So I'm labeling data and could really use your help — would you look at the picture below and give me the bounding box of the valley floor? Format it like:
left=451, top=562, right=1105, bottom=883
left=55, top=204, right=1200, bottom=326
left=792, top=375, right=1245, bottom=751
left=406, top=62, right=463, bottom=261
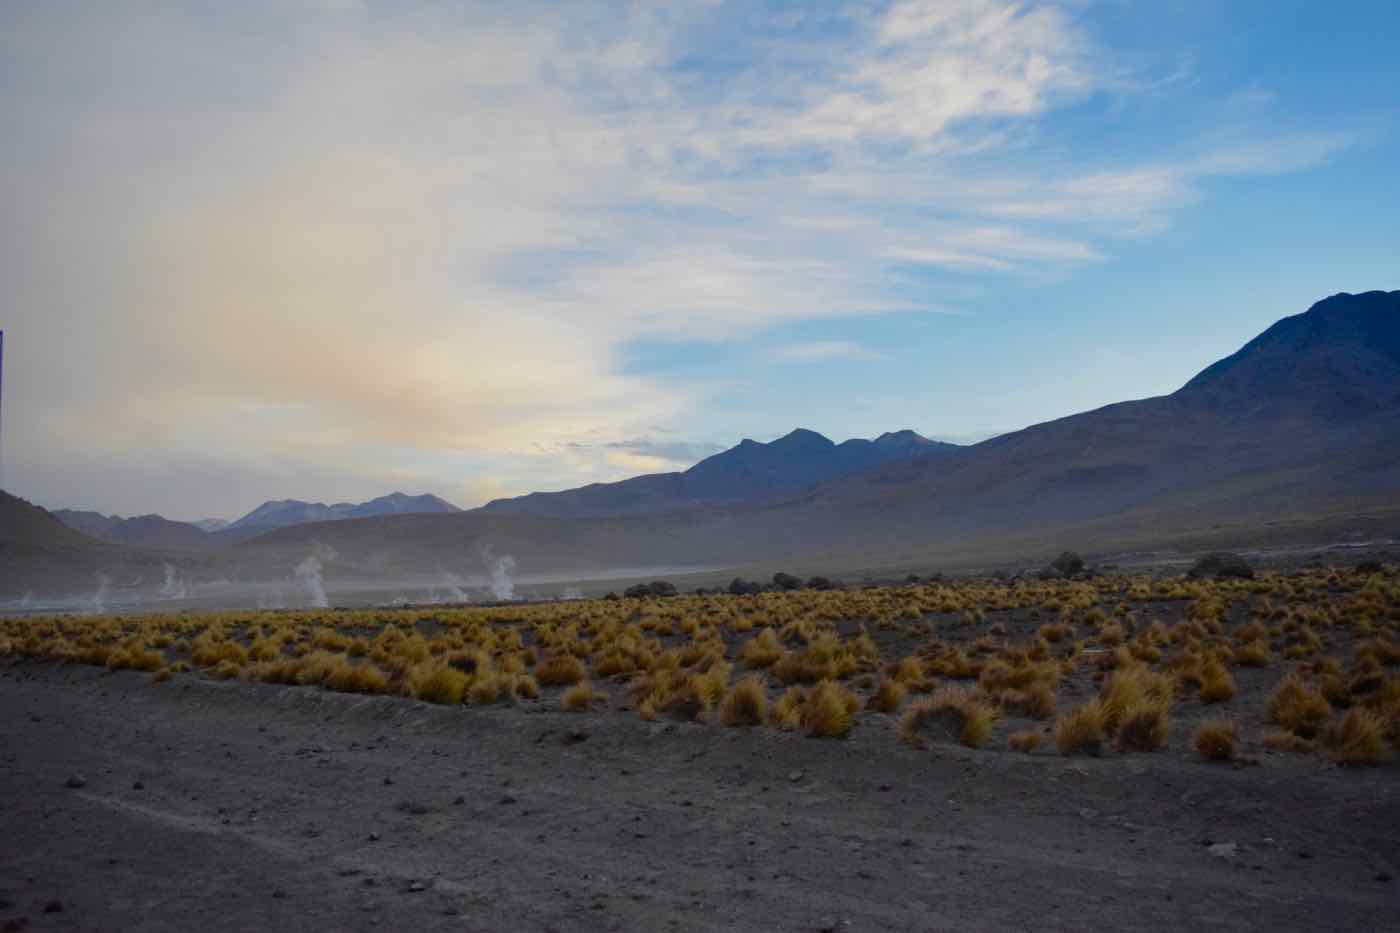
left=2, top=662, right=1397, bottom=932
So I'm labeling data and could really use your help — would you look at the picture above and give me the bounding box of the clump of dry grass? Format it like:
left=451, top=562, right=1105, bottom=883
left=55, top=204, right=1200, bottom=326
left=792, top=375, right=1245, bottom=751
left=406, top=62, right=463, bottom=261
left=1267, top=674, right=1331, bottom=738
left=536, top=654, right=587, bottom=687
left=1192, top=719, right=1238, bottom=761
left=1099, top=666, right=1174, bottom=732
left=899, top=687, right=996, bottom=749
left=1197, top=659, right=1238, bottom=703
left=1115, top=699, right=1171, bottom=752
left=769, top=686, right=805, bottom=731
left=106, top=644, right=164, bottom=673
left=719, top=675, right=769, bottom=726
left=1262, top=730, right=1315, bottom=754
left=740, top=628, right=784, bottom=669
left=800, top=680, right=860, bottom=738
left=866, top=677, right=907, bottom=713
left=324, top=659, right=390, bottom=694
left=561, top=680, right=606, bottom=711
left=1232, top=640, right=1271, bottom=668
left=1008, top=730, right=1041, bottom=753
left=1054, top=700, right=1105, bottom=756
left=405, top=662, right=468, bottom=705
left=1324, top=708, right=1388, bottom=766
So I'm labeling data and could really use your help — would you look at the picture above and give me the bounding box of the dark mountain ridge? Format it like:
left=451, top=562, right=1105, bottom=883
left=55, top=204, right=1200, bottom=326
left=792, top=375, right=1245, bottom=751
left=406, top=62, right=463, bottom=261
left=479, top=428, right=958, bottom=517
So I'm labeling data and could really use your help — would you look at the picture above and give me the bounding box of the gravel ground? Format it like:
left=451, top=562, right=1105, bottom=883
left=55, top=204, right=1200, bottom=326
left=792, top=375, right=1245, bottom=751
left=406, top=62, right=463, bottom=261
left=1, top=660, right=1397, bottom=932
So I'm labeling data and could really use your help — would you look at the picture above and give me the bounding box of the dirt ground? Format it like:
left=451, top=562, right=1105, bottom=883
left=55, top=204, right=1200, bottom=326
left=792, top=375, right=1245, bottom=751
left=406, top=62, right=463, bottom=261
left=2, top=660, right=1397, bottom=932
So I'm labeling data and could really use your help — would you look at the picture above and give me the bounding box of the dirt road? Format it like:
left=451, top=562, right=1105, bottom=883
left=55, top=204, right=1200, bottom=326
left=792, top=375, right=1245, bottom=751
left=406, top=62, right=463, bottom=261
left=2, top=661, right=1396, bottom=931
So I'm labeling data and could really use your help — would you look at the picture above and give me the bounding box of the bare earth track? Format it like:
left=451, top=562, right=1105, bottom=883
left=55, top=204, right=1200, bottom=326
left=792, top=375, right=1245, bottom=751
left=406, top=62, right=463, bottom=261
left=2, top=661, right=1396, bottom=932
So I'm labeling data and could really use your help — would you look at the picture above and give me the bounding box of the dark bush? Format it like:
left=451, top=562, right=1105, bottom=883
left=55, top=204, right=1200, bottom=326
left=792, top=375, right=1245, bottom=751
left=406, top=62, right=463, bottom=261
left=728, top=577, right=763, bottom=596
left=1050, top=551, right=1085, bottom=578
left=772, top=572, right=803, bottom=591
left=1187, top=552, right=1255, bottom=580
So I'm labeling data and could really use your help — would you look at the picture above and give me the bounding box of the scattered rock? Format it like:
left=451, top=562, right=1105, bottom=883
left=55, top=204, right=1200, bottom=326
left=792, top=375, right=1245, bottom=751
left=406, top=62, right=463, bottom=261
left=405, top=881, right=426, bottom=893
left=452, top=795, right=465, bottom=806
left=1376, top=872, right=1393, bottom=882
left=562, top=727, right=589, bottom=745
left=395, top=800, right=430, bottom=816
left=382, top=776, right=395, bottom=786
left=788, top=770, right=804, bottom=783
left=271, top=889, right=286, bottom=899
left=500, top=794, right=518, bottom=805
left=131, top=780, right=144, bottom=790
left=1208, top=843, right=1239, bottom=859
left=368, top=832, right=380, bottom=842
left=63, top=775, right=86, bottom=789
left=42, top=900, right=62, bottom=914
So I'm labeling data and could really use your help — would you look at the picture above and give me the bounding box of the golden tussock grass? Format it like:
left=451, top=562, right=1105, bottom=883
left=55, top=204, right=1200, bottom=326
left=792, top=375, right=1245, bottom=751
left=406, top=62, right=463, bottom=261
left=1008, top=730, right=1041, bottom=753
left=106, top=645, right=165, bottom=673
left=1197, top=660, right=1237, bottom=703
left=718, top=675, right=769, bottom=726
left=1232, top=640, right=1271, bottom=668
left=405, top=662, right=468, bottom=705
left=561, top=680, right=606, bottom=711
left=1192, top=719, right=1238, bottom=761
left=1324, top=708, right=1387, bottom=766
left=1262, top=730, right=1315, bottom=753
left=900, top=687, right=995, bottom=749
left=536, top=654, right=587, bottom=686
left=1099, top=666, right=1174, bottom=732
left=800, top=680, right=859, bottom=738
left=866, top=677, right=906, bottom=713
left=1114, top=700, right=1171, bottom=752
left=1054, top=700, right=1105, bottom=756
left=741, top=628, right=784, bottom=668
left=769, top=686, right=805, bottom=731
left=1267, top=674, right=1331, bottom=738
left=324, top=658, right=390, bottom=694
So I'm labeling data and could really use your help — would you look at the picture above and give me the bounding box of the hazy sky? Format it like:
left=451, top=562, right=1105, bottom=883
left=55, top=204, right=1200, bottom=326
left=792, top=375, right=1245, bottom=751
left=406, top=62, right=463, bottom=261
left=3, top=0, right=1397, bottom=521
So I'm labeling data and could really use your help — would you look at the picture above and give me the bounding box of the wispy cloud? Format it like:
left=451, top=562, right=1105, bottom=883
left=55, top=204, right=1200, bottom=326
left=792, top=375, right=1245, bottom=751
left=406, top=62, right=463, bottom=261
left=769, top=341, right=887, bottom=363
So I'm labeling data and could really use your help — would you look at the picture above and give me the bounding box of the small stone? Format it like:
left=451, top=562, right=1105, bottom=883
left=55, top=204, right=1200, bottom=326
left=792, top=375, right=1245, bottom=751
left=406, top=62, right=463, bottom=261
left=406, top=881, right=426, bottom=893
left=1376, top=872, right=1393, bottom=882
left=368, top=832, right=380, bottom=842
left=132, top=781, right=144, bottom=790
left=788, top=770, right=804, bottom=783
left=563, top=727, right=589, bottom=745
left=453, top=795, right=465, bottom=805
left=1207, top=843, right=1238, bottom=859
left=500, top=794, right=518, bottom=805
left=818, top=916, right=838, bottom=932
left=64, top=775, right=86, bottom=789
left=878, top=783, right=892, bottom=792
left=382, top=776, right=394, bottom=785
left=271, top=889, right=286, bottom=899
left=43, top=900, right=63, bottom=914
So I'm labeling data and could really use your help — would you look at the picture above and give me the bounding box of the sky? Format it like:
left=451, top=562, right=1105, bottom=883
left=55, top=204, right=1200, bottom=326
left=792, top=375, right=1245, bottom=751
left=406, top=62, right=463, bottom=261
left=2, top=0, right=1397, bottom=522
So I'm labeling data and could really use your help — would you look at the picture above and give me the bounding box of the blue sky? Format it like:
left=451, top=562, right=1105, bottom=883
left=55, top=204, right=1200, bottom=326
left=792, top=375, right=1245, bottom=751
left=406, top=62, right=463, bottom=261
left=2, top=0, right=1397, bottom=520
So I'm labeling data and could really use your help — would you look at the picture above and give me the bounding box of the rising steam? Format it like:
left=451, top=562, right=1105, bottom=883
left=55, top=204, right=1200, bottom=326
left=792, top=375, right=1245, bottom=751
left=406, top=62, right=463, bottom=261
left=478, top=544, right=517, bottom=601
left=160, top=563, right=188, bottom=599
left=92, top=572, right=110, bottom=614
left=294, top=542, right=337, bottom=608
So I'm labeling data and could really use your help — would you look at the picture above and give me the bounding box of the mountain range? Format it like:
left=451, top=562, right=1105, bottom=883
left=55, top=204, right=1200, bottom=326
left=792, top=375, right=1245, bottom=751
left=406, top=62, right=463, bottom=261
left=5, top=290, right=1398, bottom=597
left=52, top=492, right=461, bottom=550
left=480, top=429, right=956, bottom=517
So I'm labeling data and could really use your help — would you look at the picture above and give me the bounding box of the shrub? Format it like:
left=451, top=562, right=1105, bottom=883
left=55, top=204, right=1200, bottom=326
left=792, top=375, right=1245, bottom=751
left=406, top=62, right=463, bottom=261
left=1268, top=674, right=1330, bottom=737
left=1193, top=719, right=1238, bottom=761
left=769, top=687, right=805, bottom=731
left=325, top=659, right=390, bottom=694
left=741, top=629, right=784, bottom=669
left=1100, top=666, right=1174, bottom=732
left=536, top=654, right=587, bottom=686
left=405, top=662, right=468, bottom=705
left=800, top=681, right=859, bottom=738
left=719, top=675, right=769, bottom=726
left=1233, top=640, right=1271, bottom=668
left=561, top=681, right=605, bottom=711
left=1198, top=660, right=1238, bottom=703
left=1324, top=708, right=1387, bottom=766
left=1262, top=730, right=1315, bottom=754
left=866, top=678, right=906, bottom=714
left=900, top=687, right=995, bottom=749
left=1115, top=700, right=1171, bottom=752
left=1055, top=700, right=1105, bottom=756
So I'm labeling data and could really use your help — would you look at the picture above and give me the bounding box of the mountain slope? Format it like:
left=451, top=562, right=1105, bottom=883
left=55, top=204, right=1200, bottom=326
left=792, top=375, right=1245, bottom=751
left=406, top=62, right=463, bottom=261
left=54, top=510, right=212, bottom=549
left=227, top=492, right=460, bottom=533
left=479, top=428, right=958, bottom=517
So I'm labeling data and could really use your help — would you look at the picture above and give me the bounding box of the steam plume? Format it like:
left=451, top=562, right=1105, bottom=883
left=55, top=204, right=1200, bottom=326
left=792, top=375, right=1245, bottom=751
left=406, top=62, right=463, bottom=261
left=160, top=563, right=187, bottom=599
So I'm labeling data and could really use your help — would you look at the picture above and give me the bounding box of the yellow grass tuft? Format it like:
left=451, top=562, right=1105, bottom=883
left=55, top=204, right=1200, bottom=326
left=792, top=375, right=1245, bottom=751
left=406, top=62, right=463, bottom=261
left=1115, top=699, right=1171, bottom=752
left=899, top=687, right=995, bottom=749
left=769, top=687, right=805, bottom=730
left=718, top=675, right=769, bottom=726
left=536, top=654, right=587, bottom=686
left=800, top=680, right=859, bottom=738
left=1324, top=708, right=1387, bottom=766
left=1054, top=700, right=1105, bottom=756
left=1197, top=660, right=1238, bottom=703
left=740, top=628, right=784, bottom=669
left=405, top=662, right=468, bottom=705
left=1267, top=674, right=1330, bottom=737
left=866, top=677, right=907, bottom=713
left=1262, top=730, right=1315, bottom=754
left=1192, top=719, right=1239, bottom=761
left=561, top=680, right=606, bottom=711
